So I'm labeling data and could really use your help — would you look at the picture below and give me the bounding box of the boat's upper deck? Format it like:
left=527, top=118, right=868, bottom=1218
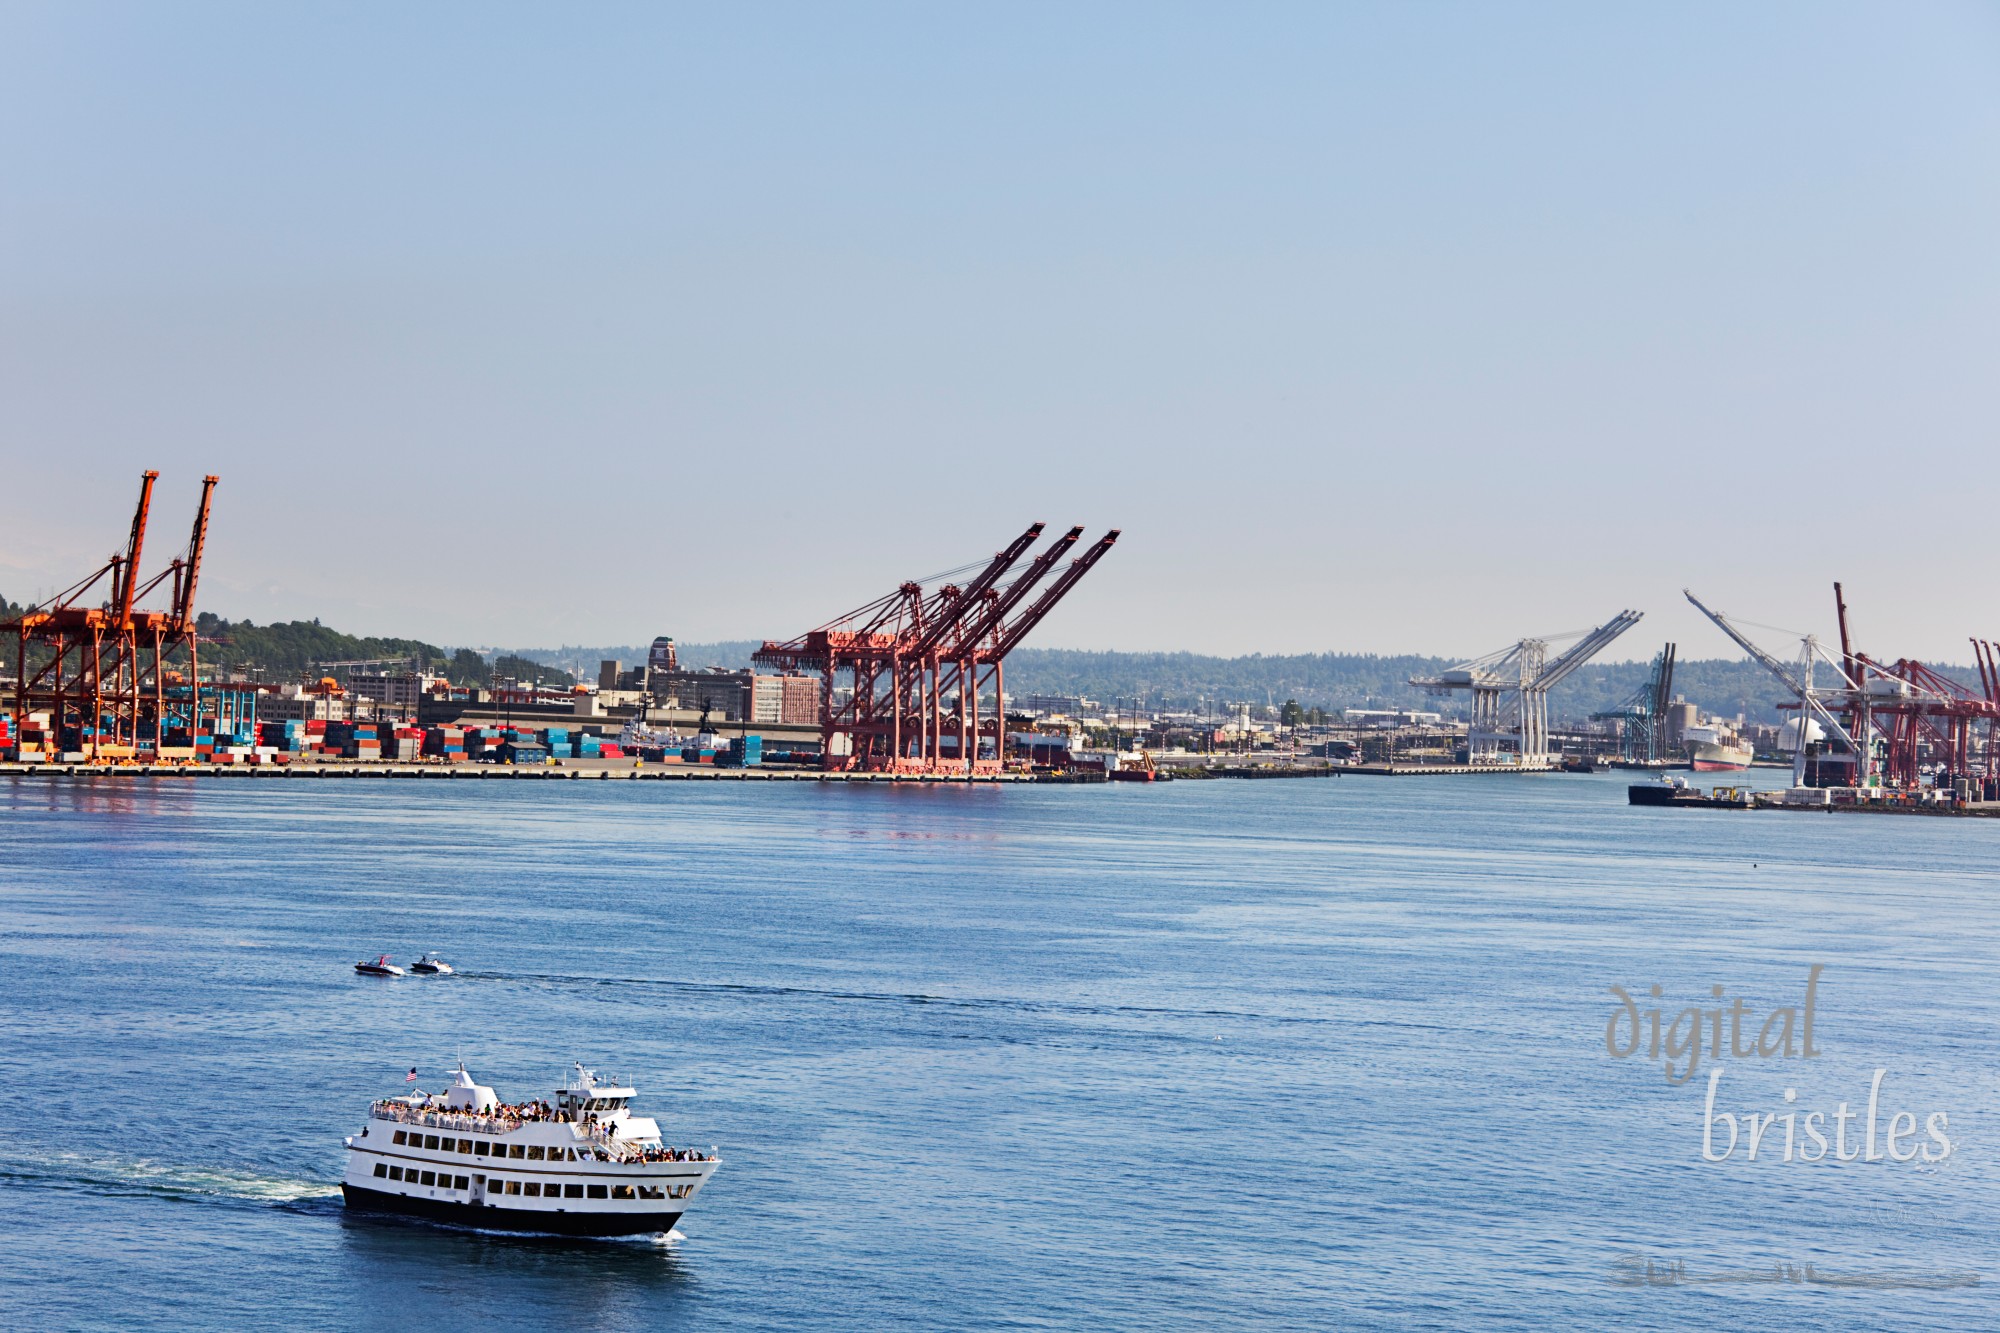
left=366, top=1063, right=715, bottom=1166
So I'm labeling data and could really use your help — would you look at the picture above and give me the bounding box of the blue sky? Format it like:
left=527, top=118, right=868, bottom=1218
left=3, top=3, right=1996, bottom=661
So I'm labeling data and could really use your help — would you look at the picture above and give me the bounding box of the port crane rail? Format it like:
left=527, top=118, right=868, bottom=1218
left=755, top=523, right=1119, bottom=774
left=1411, top=609, right=1643, bottom=767
left=4, top=472, right=217, bottom=755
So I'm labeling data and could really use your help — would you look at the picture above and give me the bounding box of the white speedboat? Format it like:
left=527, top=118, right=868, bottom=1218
left=342, top=1063, right=720, bottom=1236
left=410, top=953, right=454, bottom=975
left=355, top=955, right=404, bottom=978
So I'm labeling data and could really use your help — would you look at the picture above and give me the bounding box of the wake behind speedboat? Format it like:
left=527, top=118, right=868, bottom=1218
left=355, top=955, right=404, bottom=977
left=410, top=953, right=454, bottom=975
left=342, top=1063, right=721, bottom=1236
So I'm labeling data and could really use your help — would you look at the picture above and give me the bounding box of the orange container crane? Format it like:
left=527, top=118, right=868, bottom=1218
left=5, top=472, right=218, bottom=757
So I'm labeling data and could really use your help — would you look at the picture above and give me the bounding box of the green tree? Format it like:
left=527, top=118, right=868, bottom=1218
left=491, top=653, right=572, bottom=688
left=445, top=648, right=490, bottom=686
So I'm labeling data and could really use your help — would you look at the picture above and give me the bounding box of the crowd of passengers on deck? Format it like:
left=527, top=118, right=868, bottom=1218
left=371, top=1097, right=714, bottom=1162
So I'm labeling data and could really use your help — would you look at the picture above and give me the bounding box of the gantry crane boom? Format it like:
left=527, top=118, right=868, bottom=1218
left=941, top=525, right=1084, bottom=660
left=988, top=530, right=1120, bottom=660
left=174, top=476, right=218, bottom=630
left=115, top=471, right=158, bottom=627
left=1682, top=589, right=1859, bottom=755
left=1536, top=610, right=1644, bottom=691
left=904, top=522, right=1047, bottom=659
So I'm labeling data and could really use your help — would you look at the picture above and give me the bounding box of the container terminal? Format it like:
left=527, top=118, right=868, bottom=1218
left=4, top=472, right=1998, bottom=808
left=1, top=474, right=1113, bottom=783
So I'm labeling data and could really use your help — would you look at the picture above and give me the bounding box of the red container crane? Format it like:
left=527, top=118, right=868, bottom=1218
left=756, top=524, right=1119, bottom=775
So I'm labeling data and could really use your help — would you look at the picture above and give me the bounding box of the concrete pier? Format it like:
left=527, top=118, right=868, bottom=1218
left=0, top=762, right=1028, bottom=784
left=1341, top=762, right=1558, bottom=776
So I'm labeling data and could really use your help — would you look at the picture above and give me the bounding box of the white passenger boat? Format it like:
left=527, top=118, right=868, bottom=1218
left=342, top=1063, right=720, bottom=1236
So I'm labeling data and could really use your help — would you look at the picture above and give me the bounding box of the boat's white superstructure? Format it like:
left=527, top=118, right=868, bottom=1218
left=341, top=1063, right=718, bottom=1236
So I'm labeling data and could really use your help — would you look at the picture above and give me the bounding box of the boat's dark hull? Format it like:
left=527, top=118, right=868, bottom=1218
left=341, top=1183, right=681, bottom=1236
left=1628, top=784, right=1748, bottom=809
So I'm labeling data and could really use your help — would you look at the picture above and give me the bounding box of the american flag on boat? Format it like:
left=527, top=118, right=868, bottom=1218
left=406, top=1067, right=418, bottom=1082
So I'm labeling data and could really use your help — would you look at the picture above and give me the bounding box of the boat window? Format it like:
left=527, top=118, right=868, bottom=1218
left=612, top=1185, right=635, bottom=1200
left=526, top=1146, right=544, bottom=1161
left=454, top=1175, right=469, bottom=1190
left=505, top=1180, right=521, bottom=1195
left=419, top=1170, right=436, bottom=1186
left=473, top=1141, right=489, bottom=1156
left=423, top=1134, right=439, bottom=1151
left=457, top=1140, right=473, bottom=1154
left=392, top=1131, right=408, bottom=1146
left=389, top=1166, right=403, bottom=1181
left=563, top=1183, right=584, bottom=1199
left=373, top=1163, right=388, bottom=1178
left=586, top=1184, right=608, bottom=1199
left=509, top=1144, right=525, bottom=1159
left=523, top=1182, right=541, bottom=1197
left=638, top=1186, right=663, bottom=1200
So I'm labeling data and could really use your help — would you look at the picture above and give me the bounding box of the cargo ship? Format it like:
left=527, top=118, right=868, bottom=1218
left=1684, top=725, right=1753, bottom=772
left=342, top=1063, right=719, bottom=1236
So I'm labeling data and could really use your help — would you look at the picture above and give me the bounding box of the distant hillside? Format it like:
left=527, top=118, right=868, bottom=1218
left=520, top=641, right=764, bottom=677
left=992, top=649, right=1807, bottom=725
left=182, top=614, right=491, bottom=685
left=508, top=639, right=1834, bottom=725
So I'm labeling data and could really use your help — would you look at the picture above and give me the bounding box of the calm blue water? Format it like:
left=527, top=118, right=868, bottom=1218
left=2, top=771, right=1996, bottom=1330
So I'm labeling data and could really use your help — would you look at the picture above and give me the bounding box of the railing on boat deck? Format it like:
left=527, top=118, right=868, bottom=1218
left=367, top=1101, right=717, bottom=1164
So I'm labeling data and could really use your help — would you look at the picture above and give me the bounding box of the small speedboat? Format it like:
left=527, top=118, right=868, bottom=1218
left=409, top=953, right=454, bottom=975
left=355, top=954, right=404, bottom=977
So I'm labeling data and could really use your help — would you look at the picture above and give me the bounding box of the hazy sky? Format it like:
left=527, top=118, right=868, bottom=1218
left=4, top=3, right=1996, bottom=662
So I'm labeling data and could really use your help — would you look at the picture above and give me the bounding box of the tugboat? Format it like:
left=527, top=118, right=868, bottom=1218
left=354, top=955, right=404, bottom=977
left=341, top=1063, right=720, bottom=1236
left=1109, top=751, right=1158, bottom=783
left=409, top=953, right=454, bottom=975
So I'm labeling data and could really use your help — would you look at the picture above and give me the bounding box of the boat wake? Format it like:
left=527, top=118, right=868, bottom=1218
left=485, top=968, right=1338, bottom=1028
left=0, top=1149, right=339, bottom=1209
